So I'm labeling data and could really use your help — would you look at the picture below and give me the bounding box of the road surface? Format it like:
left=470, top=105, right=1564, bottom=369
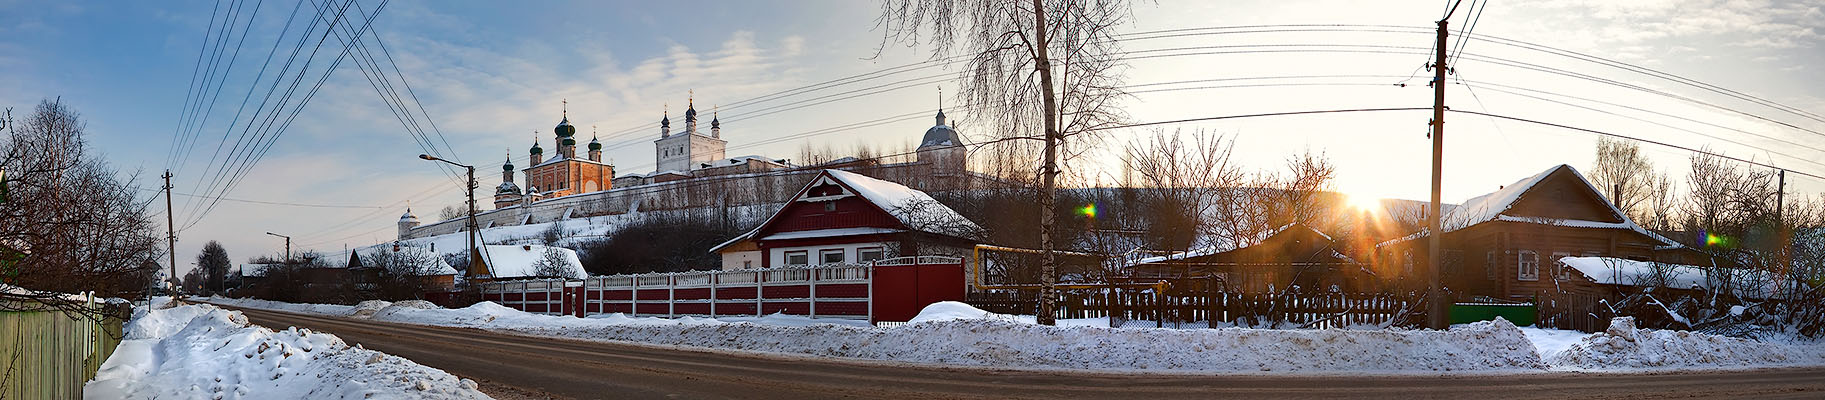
left=215, top=304, right=1825, bottom=399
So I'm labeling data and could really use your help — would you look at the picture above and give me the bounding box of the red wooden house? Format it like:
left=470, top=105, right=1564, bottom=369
left=710, top=169, right=982, bottom=270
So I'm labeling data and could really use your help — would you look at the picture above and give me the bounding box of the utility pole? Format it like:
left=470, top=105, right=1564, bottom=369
left=1426, top=19, right=1450, bottom=330
left=265, top=232, right=291, bottom=262
left=466, top=165, right=480, bottom=283
left=163, top=170, right=177, bottom=294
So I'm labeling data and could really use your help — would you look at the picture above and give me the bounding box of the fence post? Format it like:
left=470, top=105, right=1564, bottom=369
left=630, top=274, right=639, bottom=317
left=809, top=266, right=819, bottom=319
left=668, top=272, right=676, bottom=319
left=710, top=271, right=718, bottom=318
left=756, top=269, right=764, bottom=317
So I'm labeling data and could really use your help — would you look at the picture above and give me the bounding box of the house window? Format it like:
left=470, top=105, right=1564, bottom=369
left=1485, top=251, right=1497, bottom=280
left=784, top=251, right=808, bottom=266
left=1553, top=252, right=1572, bottom=280
left=742, top=260, right=752, bottom=269
left=857, top=247, right=885, bottom=263
left=1518, top=251, right=1539, bottom=281
left=819, top=249, right=845, bottom=264
left=823, top=202, right=837, bottom=212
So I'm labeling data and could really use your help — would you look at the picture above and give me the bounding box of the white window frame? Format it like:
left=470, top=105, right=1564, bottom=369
left=1553, top=251, right=1572, bottom=280
left=1517, top=250, right=1539, bottom=281
left=857, top=247, right=885, bottom=263
left=818, top=249, right=845, bottom=265
left=1485, top=251, right=1497, bottom=280
left=784, top=250, right=808, bottom=266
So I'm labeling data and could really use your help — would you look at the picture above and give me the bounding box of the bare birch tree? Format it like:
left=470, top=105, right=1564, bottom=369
left=875, top=0, right=1133, bottom=325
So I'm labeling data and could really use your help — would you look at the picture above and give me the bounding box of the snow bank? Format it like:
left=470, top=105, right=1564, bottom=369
left=225, top=299, right=1543, bottom=373
left=87, top=303, right=487, bottom=399
left=200, top=296, right=356, bottom=316
left=1547, top=317, right=1825, bottom=370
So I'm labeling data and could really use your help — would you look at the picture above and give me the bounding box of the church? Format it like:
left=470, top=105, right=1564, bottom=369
left=399, top=93, right=977, bottom=241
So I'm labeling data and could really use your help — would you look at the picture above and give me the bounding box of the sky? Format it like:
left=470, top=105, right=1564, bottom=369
left=4, top=0, right=1823, bottom=278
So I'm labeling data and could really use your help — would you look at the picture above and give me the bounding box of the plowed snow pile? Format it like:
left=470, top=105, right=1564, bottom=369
left=247, top=299, right=1543, bottom=373
left=85, top=303, right=488, bottom=399
left=1547, top=317, right=1825, bottom=370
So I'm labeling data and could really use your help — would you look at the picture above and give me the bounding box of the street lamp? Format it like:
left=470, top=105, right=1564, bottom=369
left=265, top=232, right=291, bottom=262
left=418, top=154, right=482, bottom=283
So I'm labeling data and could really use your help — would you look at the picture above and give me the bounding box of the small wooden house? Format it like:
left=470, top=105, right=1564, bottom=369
left=1376, top=164, right=1688, bottom=300
left=709, top=169, right=981, bottom=270
left=1127, top=223, right=1374, bottom=293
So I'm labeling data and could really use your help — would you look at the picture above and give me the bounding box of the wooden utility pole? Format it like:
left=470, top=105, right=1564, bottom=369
left=1032, top=0, right=1062, bottom=326
left=465, top=165, right=482, bottom=282
left=1427, top=19, right=1450, bottom=330
left=163, top=170, right=177, bottom=293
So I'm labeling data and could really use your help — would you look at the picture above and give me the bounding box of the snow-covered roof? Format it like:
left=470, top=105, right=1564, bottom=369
left=709, top=169, right=981, bottom=253
left=759, top=227, right=905, bottom=241
left=480, top=244, right=586, bottom=279
left=1560, top=256, right=1779, bottom=298
left=376, top=245, right=459, bottom=276
left=824, top=169, right=982, bottom=237
left=1380, top=165, right=1680, bottom=248
left=399, top=209, right=418, bottom=223
left=1126, top=223, right=1351, bottom=266
left=694, top=155, right=790, bottom=170
left=239, top=263, right=280, bottom=278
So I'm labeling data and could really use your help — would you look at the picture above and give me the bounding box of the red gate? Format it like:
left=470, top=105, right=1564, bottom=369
left=870, top=256, right=965, bottom=323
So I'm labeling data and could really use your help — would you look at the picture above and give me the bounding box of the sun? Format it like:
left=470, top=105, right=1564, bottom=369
left=1344, top=192, right=1382, bottom=214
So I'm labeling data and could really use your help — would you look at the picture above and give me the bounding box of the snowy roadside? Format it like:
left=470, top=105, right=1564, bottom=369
left=85, top=300, right=490, bottom=399
left=206, top=297, right=1542, bottom=374
left=201, top=297, right=1825, bottom=374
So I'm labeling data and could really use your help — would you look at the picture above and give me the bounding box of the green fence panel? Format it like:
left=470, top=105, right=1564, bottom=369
left=1448, top=302, right=1537, bottom=326
left=0, top=300, right=127, bottom=400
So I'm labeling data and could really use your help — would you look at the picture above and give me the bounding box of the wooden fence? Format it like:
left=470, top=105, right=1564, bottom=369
left=967, top=288, right=1422, bottom=329
left=0, top=298, right=128, bottom=400
left=1534, top=291, right=1608, bottom=332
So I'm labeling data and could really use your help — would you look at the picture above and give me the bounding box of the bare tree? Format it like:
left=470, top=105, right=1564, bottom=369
left=438, top=205, right=465, bottom=221
left=1591, top=137, right=1665, bottom=225
left=531, top=246, right=578, bottom=279
left=1120, top=128, right=1244, bottom=252
left=876, top=0, right=1134, bottom=325
left=0, top=99, right=163, bottom=314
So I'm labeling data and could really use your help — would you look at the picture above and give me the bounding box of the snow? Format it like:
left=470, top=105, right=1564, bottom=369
left=758, top=227, right=905, bottom=241
left=203, top=297, right=1825, bottom=374
left=211, top=298, right=1547, bottom=374
left=824, top=169, right=982, bottom=238
left=1516, top=326, right=1590, bottom=360
left=373, top=245, right=460, bottom=276
left=86, top=303, right=487, bottom=399
left=1547, top=317, right=1825, bottom=370
left=1559, top=256, right=1778, bottom=298
left=479, top=244, right=586, bottom=279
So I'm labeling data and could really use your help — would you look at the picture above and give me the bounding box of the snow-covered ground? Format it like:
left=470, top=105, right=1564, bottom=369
left=86, top=300, right=489, bottom=399
left=1545, top=317, right=1825, bottom=370
left=201, top=297, right=1825, bottom=374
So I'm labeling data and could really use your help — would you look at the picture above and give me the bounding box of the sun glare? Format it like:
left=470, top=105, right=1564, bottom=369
left=1345, top=193, right=1381, bottom=214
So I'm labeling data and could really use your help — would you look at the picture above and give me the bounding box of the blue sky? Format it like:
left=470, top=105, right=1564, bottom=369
left=5, top=0, right=1824, bottom=275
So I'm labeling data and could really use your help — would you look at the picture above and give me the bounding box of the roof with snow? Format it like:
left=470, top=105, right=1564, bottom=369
left=374, top=245, right=459, bottom=276
left=919, top=110, right=962, bottom=148
left=480, top=244, right=586, bottom=279
left=694, top=155, right=790, bottom=170
left=1560, top=256, right=1783, bottom=298
left=710, top=169, right=981, bottom=253
left=1128, top=223, right=1355, bottom=267
left=1380, top=165, right=1680, bottom=248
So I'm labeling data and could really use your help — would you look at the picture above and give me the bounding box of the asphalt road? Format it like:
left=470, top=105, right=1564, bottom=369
left=213, top=303, right=1825, bottom=400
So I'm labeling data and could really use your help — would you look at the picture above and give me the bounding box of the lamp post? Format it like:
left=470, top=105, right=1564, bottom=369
left=419, top=154, right=480, bottom=282
left=265, top=232, right=291, bottom=262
